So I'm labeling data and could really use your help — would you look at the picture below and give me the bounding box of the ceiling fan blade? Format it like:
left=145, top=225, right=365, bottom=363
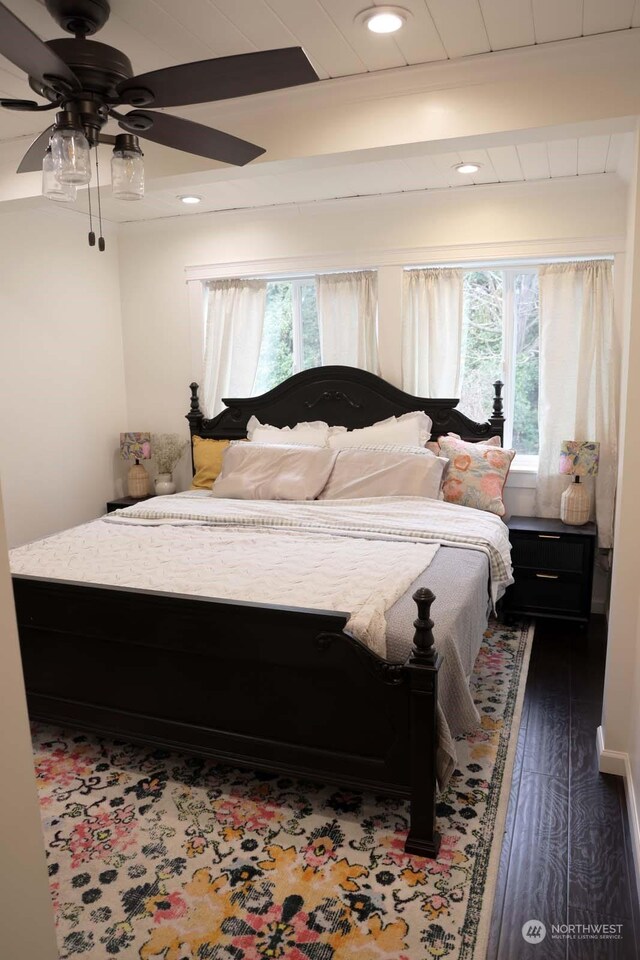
left=17, top=126, right=53, bottom=173
left=1, top=98, right=58, bottom=111
left=0, top=2, right=78, bottom=92
left=117, top=47, right=318, bottom=109
left=119, top=111, right=265, bottom=166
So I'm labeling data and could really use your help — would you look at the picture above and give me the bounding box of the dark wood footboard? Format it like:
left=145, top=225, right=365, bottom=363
left=13, top=574, right=441, bottom=857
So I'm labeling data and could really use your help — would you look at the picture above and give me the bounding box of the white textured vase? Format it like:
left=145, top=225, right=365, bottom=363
left=155, top=472, right=176, bottom=496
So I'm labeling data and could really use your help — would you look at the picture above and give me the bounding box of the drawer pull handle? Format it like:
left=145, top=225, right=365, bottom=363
left=536, top=573, right=559, bottom=580
left=538, top=534, right=561, bottom=540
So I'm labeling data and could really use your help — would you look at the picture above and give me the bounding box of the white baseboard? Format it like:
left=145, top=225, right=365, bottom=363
left=597, top=725, right=627, bottom=775
left=597, top=726, right=640, bottom=895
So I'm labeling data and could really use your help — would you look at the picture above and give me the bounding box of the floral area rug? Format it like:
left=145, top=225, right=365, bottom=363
left=33, top=619, right=533, bottom=960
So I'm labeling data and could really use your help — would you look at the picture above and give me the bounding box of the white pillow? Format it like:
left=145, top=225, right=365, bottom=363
left=246, top=415, right=341, bottom=447
left=211, top=442, right=336, bottom=500
left=319, top=446, right=447, bottom=501
left=328, top=410, right=433, bottom=450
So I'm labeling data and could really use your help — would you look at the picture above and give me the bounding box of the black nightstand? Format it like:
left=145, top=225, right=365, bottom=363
left=106, top=495, right=152, bottom=514
left=503, top=516, right=597, bottom=623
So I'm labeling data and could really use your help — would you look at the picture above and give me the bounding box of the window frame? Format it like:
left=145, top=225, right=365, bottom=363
left=251, top=276, right=320, bottom=396
left=462, top=265, right=540, bottom=467
left=289, top=277, right=308, bottom=376
left=266, top=275, right=317, bottom=381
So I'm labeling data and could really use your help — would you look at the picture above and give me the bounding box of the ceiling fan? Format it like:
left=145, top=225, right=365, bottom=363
left=0, top=0, right=319, bottom=244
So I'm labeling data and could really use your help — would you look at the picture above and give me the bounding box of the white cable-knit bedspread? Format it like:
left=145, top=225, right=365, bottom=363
left=11, top=504, right=438, bottom=659
left=11, top=493, right=513, bottom=656
left=105, top=491, right=513, bottom=603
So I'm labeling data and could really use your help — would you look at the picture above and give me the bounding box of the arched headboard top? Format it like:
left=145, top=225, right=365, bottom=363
left=186, top=365, right=504, bottom=446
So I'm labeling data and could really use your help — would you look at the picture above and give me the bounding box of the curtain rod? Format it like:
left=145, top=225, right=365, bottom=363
left=403, top=255, right=615, bottom=271
left=241, top=269, right=373, bottom=283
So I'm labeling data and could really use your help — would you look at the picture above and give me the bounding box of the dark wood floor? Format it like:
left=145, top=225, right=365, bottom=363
left=488, top=616, right=639, bottom=959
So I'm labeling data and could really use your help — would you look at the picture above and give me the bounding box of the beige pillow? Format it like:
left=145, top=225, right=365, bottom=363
left=319, top=446, right=447, bottom=501
left=211, top=442, right=337, bottom=500
left=328, top=410, right=433, bottom=450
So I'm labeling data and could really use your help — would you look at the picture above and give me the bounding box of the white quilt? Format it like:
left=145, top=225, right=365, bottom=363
left=10, top=493, right=513, bottom=658
left=11, top=508, right=438, bottom=658
left=105, top=491, right=513, bottom=604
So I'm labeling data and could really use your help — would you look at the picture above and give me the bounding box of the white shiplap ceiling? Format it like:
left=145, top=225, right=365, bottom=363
left=69, top=127, right=632, bottom=224
left=1, top=0, right=640, bottom=144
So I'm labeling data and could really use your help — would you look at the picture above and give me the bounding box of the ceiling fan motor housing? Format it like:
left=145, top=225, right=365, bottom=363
left=44, top=0, right=111, bottom=37
left=30, top=37, right=133, bottom=102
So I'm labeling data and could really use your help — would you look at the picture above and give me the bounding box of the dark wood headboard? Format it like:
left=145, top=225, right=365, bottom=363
left=186, top=366, right=504, bottom=457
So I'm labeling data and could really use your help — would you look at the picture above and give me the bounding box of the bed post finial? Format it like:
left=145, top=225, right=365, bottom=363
left=186, top=383, right=204, bottom=432
left=411, top=588, right=437, bottom=666
left=186, top=383, right=204, bottom=476
left=492, top=380, right=504, bottom=417
left=189, top=382, right=200, bottom=413
left=490, top=380, right=505, bottom=442
left=405, top=587, right=441, bottom=859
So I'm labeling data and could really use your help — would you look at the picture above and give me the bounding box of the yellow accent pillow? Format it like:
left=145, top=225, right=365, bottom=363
left=191, top=437, right=230, bottom=490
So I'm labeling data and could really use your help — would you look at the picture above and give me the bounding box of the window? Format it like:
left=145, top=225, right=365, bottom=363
left=461, top=268, right=539, bottom=455
left=253, top=279, right=321, bottom=395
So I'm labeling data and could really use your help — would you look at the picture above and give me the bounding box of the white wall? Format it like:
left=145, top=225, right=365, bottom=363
left=0, top=482, right=58, bottom=958
left=600, top=127, right=640, bottom=880
left=118, top=174, right=627, bottom=499
left=0, top=207, right=127, bottom=547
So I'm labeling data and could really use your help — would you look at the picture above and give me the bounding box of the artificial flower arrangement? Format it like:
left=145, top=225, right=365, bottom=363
left=151, top=433, right=188, bottom=475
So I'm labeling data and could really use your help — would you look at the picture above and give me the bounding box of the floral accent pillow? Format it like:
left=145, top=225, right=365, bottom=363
left=426, top=433, right=502, bottom=456
left=438, top=437, right=515, bottom=516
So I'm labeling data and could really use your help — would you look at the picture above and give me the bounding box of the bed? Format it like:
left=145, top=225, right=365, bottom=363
left=11, top=365, right=507, bottom=859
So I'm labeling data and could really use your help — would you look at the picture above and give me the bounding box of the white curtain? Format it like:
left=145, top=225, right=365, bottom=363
left=315, top=271, right=379, bottom=372
left=202, top=278, right=267, bottom=418
left=535, top=260, right=618, bottom=548
left=402, top=268, right=464, bottom=397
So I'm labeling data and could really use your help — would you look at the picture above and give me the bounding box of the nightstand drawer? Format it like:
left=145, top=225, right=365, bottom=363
left=510, top=533, right=585, bottom=573
left=507, top=570, right=584, bottom=616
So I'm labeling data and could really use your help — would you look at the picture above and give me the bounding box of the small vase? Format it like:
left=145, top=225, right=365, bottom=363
left=155, top=472, right=176, bottom=496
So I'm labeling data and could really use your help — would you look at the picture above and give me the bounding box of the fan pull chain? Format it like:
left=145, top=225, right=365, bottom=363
left=95, top=144, right=105, bottom=252
left=87, top=174, right=95, bottom=247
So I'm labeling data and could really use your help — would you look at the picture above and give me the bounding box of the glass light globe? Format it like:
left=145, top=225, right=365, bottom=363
left=50, top=126, right=91, bottom=185
left=111, top=147, right=144, bottom=200
left=42, top=148, right=77, bottom=202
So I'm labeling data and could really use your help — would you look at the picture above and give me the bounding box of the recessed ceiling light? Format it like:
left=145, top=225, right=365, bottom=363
left=356, top=6, right=410, bottom=34
left=454, top=162, right=481, bottom=175
left=178, top=194, right=202, bottom=204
